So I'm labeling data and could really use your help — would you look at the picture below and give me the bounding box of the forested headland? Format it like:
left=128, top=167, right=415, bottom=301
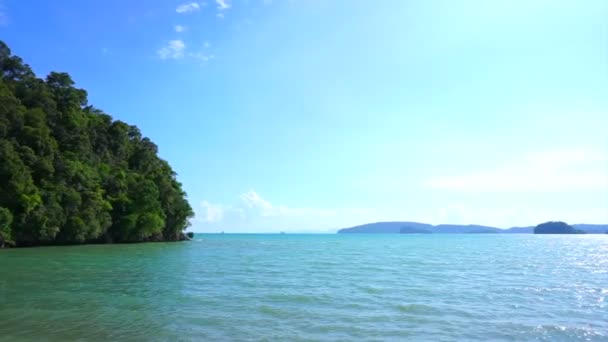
left=0, top=41, right=193, bottom=247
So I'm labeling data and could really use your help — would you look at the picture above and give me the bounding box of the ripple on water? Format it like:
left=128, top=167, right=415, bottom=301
left=395, top=303, right=440, bottom=315
left=1, top=234, right=608, bottom=341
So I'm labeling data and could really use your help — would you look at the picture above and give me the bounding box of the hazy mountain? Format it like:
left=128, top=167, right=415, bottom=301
left=432, top=224, right=500, bottom=234
left=502, top=227, right=534, bottom=234
left=338, top=221, right=432, bottom=234
left=337, top=222, right=607, bottom=234
left=399, top=226, right=433, bottom=234
left=572, top=224, right=608, bottom=234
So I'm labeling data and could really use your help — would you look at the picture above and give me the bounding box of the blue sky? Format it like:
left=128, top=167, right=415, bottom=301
left=2, top=0, right=607, bottom=232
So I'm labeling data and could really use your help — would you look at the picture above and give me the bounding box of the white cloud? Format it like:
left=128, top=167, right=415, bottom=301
left=195, top=190, right=375, bottom=232
left=0, top=3, right=8, bottom=26
left=158, top=40, right=214, bottom=63
left=200, top=201, right=224, bottom=222
left=240, top=190, right=273, bottom=215
left=237, top=190, right=376, bottom=219
left=174, top=25, right=187, bottom=32
left=176, top=2, right=200, bottom=13
left=157, top=40, right=186, bottom=59
left=426, top=148, right=608, bottom=192
left=203, top=41, right=211, bottom=48
left=238, top=190, right=341, bottom=217
left=216, top=0, right=231, bottom=10
left=216, top=12, right=224, bottom=18
left=189, top=52, right=214, bottom=62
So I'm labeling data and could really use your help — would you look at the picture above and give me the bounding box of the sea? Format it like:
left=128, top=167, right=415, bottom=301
left=1, top=234, right=607, bottom=341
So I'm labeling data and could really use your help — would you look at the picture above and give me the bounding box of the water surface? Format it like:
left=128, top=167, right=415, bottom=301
left=1, top=234, right=607, bottom=341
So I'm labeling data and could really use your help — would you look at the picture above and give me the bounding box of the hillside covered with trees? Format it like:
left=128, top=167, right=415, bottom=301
left=0, top=41, right=193, bottom=247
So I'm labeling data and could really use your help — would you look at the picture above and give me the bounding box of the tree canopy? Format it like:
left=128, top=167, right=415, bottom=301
left=0, top=41, right=193, bottom=247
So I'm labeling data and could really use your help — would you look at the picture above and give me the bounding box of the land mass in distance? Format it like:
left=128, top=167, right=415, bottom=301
left=338, top=221, right=608, bottom=234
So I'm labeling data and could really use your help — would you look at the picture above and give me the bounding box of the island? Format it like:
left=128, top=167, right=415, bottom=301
left=338, top=221, right=607, bottom=234
left=338, top=222, right=519, bottom=234
left=399, top=227, right=433, bottom=234
left=0, top=41, right=194, bottom=247
left=533, top=221, right=585, bottom=234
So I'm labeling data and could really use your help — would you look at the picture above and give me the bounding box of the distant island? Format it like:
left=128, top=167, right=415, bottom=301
left=338, top=221, right=608, bottom=234
left=0, top=41, right=193, bottom=248
left=534, top=221, right=585, bottom=234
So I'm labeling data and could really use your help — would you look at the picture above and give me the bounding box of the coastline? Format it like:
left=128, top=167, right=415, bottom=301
left=0, top=232, right=192, bottom=249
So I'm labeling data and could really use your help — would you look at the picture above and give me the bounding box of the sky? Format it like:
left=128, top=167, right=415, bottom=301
left=1, top=0, right=607, bottom=232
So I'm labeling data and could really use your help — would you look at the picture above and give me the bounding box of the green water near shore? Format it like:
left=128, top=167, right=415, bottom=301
left=1, top=234, right=607, bottom=341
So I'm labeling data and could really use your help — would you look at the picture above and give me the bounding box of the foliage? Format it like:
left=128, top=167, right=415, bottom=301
left=0, top=207, right=13, bottom=246
left=0, top=41, right=193, bottom=246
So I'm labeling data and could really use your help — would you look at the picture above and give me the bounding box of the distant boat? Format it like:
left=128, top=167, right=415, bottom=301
left=221, top=231, right=225, bottom=234
left=280, top=231, right=285, bottom=234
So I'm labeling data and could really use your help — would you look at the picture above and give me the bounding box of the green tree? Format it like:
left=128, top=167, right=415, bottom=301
left=0, top=207, right=13, bottom=247
left=0, top=40, right=193, bottom=247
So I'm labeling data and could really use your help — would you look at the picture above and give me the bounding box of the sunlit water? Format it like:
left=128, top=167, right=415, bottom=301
left=1, top=234, right=607, bottom=341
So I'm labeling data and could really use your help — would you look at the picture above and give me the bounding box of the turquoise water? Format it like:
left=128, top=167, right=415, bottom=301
left=1, top=234, right=607, bottom=341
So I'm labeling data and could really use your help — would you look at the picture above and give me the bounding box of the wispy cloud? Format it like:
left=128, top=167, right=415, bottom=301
left=0, top=3, right=8, bottom=26
left=426, top=149, right=608, bottom=192
left=216, top=0, right=230, bottom=10
left=240, top=190, right=274, bottom=215
left=195, top=190, right=375, bottom=232
left=174, top=25, right=187, bottom=32
left=238, top=190, right=341, bottom=218
left=200, top=201, right=225, bottom=222
left=157, top=40, right=186, bottom=59
left=157, top=40, right=214, bottom=63
left=176, top=2, right=200, bottom=14
left=215, top=0, right=230, bottom=17
left=189, top=52, right=215, bottom=62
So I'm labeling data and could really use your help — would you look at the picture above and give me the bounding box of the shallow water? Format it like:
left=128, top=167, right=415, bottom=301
left=1, top=234, right=607, bottom=341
